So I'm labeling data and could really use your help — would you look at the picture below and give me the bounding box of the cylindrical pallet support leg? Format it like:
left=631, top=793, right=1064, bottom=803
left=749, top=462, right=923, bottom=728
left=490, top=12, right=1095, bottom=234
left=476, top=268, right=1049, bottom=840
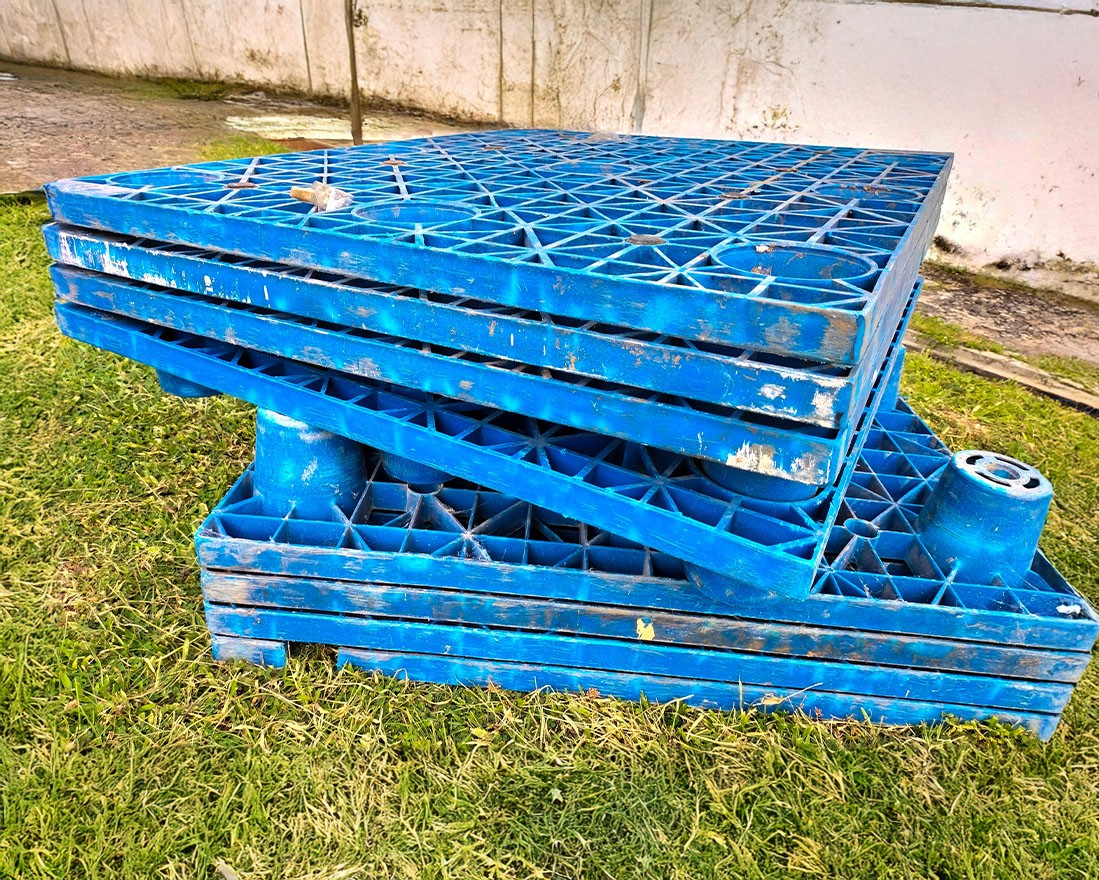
left=915, top=450, right=1052, bottom=586
left=254, top=408, right=366, bottom=519
left=378, top=451, right=449, bottom=493
left=155, top=369, right=218, bottom=398
left=700, top=461, right=820, bottom=503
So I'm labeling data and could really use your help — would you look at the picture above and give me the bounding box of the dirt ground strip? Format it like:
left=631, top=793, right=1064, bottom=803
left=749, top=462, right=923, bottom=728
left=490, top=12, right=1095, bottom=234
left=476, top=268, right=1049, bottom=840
left=0, top=63, right=268, bottom=191
left=0, top=61, right=473, bottom=192
left=919, top=267, right=1099, bottom=367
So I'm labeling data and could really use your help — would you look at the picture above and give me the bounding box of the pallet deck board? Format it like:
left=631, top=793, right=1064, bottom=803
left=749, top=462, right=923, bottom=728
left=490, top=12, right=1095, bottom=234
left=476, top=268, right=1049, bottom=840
left=52, top=263, right=920, bottom=478
left=46, top=223, right=879, bottom=429
left=44, top=129, right=951, bottom=364
left=332, top=647, right=1059, bottom=740
left=200, top=570, right=1089, bottom=683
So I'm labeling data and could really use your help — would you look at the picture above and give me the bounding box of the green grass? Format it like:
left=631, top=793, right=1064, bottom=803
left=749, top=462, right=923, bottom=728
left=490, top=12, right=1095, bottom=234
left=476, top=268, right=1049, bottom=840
left=1026, top=355, right=1099, bottom=395
left=0, top=196, right=52, bottom=333
left=2, top=199, right=1099, bottom=879
left=197, top=135, right=288, bottom=163
left=909, top=312, right=1006, bottom=354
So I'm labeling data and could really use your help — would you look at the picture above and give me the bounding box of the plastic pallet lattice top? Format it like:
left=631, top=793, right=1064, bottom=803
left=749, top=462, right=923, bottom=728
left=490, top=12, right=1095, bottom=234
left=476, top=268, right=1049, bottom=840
left=45, top=129, right=952, bottom=363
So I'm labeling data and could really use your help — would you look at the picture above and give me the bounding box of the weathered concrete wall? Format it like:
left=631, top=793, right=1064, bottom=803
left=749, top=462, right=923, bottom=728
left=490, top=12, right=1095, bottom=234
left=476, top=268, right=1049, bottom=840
left=2, top=0, right=1097, bottom=265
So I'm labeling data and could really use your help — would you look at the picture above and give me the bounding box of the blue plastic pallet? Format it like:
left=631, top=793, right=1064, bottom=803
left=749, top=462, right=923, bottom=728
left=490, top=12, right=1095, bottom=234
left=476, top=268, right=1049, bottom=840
left=53, top=297, right=906, bottom=597
left=44, top=129, right=951, bottom=365
left=48, top=223, right=874, bottom=429
left=197, top=403, right=1098, bottom=652
left=196, top=403, right=1098, bottom=738
left=206, top=604, right=1067, bottom=738
left=335, top=650, right=1060, bottom=739
left=50, top=264, right=919, bottom=486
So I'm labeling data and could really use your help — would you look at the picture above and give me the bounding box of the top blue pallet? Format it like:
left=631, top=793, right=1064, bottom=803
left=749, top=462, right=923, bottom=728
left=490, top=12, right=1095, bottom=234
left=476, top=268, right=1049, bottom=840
left=44, top=129, right=952, bottom=365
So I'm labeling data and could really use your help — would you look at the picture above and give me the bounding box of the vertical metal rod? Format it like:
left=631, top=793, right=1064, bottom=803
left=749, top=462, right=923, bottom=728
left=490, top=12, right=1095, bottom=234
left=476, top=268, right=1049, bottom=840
left=345, top=0, right=364, bottom=145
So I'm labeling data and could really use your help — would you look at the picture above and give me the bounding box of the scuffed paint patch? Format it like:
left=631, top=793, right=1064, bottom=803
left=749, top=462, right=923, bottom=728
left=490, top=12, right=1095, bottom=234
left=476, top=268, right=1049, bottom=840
left=763, top=315, right=798, bottom=349
left=261, top=408, right=334, bottom=444
left=62, top=233, right=132, bottom=279
left=726, top=442, right=777, bottom=473
left=636, top=618, right=655, bottom=641
left=760, top=383, right=784, bottom=400
left=301, top=458, right=319, bottom=481
left=725, top=442, right=824, bottom=484
left=811, top=388, right=838, bottom=424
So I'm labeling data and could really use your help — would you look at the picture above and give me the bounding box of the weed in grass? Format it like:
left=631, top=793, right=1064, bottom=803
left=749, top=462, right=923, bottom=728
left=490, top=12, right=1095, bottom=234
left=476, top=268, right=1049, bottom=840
left=132, top=77, right=237, bottom=102
left=1, top=199, right=1099, bottom=878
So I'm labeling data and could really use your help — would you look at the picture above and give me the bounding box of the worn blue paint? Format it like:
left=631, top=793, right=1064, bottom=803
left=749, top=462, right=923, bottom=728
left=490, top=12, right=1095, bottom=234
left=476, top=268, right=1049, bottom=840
left=43, top=130, right=951, bottom=365
left=200, top=603, right=1070, bottom=715
left=209, top=633, right=287, bottom=667
left=334, top=647, right=1058, bottom=740
left=191, top=401, right=1098, bottom=657
left=253, top=408, right=365, bottom=519
left=48, top=222, right=878, bottom=430
left=199, top=569, right=1089, bottom=683
left=51, top=263, right=921, bottom=484
left=53, top=297, right=907, bottom=596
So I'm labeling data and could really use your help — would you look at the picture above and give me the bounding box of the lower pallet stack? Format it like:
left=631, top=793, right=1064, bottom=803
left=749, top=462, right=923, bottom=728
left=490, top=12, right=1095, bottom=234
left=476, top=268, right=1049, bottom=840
left=197, top=400, right=1099, bottom=740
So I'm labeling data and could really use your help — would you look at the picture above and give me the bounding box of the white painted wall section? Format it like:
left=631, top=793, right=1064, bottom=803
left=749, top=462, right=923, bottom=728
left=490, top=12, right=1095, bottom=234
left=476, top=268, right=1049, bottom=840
left=1, top=0, right=1097, bottom=264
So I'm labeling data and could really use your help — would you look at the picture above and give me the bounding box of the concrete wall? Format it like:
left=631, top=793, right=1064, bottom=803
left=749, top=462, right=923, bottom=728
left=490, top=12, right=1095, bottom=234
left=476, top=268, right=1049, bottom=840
left=2, top=0, right=1097, bottom=265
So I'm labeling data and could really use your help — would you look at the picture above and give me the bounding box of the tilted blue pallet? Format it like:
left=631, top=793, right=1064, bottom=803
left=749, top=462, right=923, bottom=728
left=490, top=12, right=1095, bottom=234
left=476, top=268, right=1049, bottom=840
left=50, top=264, right=919, bottom=486
left=48, top=222, right=874, bottom=429
left=53, top=293, right=908, bottom=597
left=197, top=401, right=1098, bottom=739
left=44, top=129, right=951, bottom=366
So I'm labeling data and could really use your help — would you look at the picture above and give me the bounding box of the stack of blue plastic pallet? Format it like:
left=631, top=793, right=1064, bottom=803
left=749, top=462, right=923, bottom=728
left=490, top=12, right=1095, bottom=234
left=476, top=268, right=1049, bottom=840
left=44, top=129, right=1098, bottom=738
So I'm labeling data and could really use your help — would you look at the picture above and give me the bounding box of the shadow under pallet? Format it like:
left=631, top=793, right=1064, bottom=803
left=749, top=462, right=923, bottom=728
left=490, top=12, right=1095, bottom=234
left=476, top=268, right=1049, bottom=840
left=44, top=129, right=951, bottom=364
left=197, top=402, right=1097, bottom=740
left=54, top=289, right=910, bottom=597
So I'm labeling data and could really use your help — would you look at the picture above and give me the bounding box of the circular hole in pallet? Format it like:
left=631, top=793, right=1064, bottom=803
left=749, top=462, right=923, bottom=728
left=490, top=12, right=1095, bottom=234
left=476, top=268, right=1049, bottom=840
left=108, top=168, right=227, bottom=189
left=844, top=517, right=881, bottom=540
left=353, top=201, right=477, bottom=230
left=714, top=242, right=876, bottom=285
